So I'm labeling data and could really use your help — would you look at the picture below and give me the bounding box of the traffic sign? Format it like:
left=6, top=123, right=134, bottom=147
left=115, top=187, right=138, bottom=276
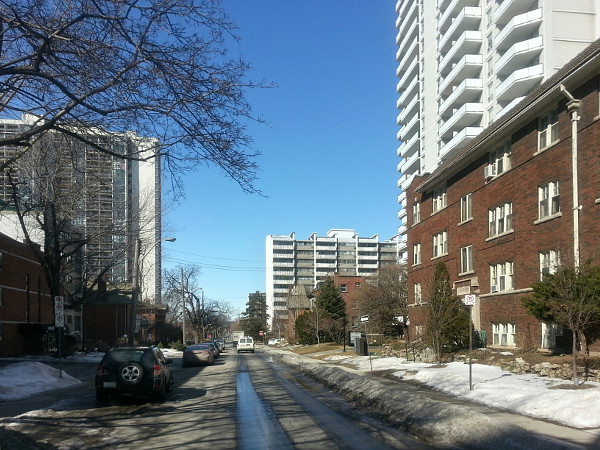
left=54, top=296, right=64, bottom=328
left=463, top=295, right=476, bottom=306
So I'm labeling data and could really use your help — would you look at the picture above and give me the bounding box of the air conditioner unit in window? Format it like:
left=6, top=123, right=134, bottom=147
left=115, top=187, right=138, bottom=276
left=491, top=285, right=499, bottom=293
left=484, top=164, right=497, bottom=179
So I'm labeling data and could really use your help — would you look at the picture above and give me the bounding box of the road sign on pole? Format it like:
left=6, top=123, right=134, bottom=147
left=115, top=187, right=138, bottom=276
left=463, top=295, right=476, bottom=306
left=54, top=296, right=64, bottom=328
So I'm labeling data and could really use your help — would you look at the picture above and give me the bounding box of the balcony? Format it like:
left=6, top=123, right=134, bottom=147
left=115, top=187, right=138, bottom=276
left=497, top=96, right=525, bottom=119
left=495, top=8, right=542, bottom=52
left=439, top=30, right=482, bottom=76
left=398, top=93, right=419, bottom=124
left=397, top=133, right=419, bottom=159
left=400, top=111, right=419, bottom=140
left=496, top=36, right=543, bottom=76
left=438, top=6, right=482, bottom=54
left=399, top=149, right=419, bottom=175
left=438, top=126, right=483, bottom=160
left=496, top=64, right=543, bottom=101
left=397, top=39, right=419, bottom=75
left=439, top=103, right=483, bottom=138
left=438, top=54, right=483, bottom=95
left=397, top=20, right=419, bottom=60
left=493, top=0, right=538, bottom=26
left=398, top=75, right=419, bottom=108
left=396, top=0, right=418, bottom=43
left=438, top=78, right=483, bottom=118
left=397, top=56, right=419, bottom=90
left=438, top=0, right=479, bottom=32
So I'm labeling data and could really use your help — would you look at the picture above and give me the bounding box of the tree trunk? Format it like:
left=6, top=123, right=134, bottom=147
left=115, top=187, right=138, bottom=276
left=572, top=329, right=579, bottom=386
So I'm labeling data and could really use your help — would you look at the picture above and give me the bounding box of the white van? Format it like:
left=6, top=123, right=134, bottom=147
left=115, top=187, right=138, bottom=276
left=237, top=336, right=255, bottom=353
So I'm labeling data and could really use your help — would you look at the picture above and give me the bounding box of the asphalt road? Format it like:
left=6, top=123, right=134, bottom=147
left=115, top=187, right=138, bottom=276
left=0, top=348, right=427, bottom=449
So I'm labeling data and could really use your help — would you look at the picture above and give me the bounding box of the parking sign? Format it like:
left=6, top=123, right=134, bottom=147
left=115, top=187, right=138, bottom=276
left=54, top=296, right=65, bottom=327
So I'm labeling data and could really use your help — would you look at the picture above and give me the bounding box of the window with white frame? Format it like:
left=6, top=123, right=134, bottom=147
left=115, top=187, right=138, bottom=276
left=460, top=193, right=472, bottom=222
left=413, top=243, right=421, bottom=265
left=490, top=261, right=513, bottom=292
left=432, top=186, right=447, bottom=213
left=340, top=284, right=347, bottom=293
left=540, top=250, right=560, bottom=279
left=488, top=202, right=513, bottom=237
left=432, top=231, right=448, bottom=258
left=460, top=245, right=473, bottom=273
left=489, top=144, right=511, bottom=176
left=493, top=323, right=516, bottom=346
left=413, top=202, right=421, bottom=224
left=539, top=181, right=560, bottom=219
left=539, top=109, right=558, bottom=149
left=414, top=283, right=422, bottom=304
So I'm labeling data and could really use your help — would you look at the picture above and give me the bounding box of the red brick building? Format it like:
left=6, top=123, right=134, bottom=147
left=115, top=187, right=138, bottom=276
left=0, top=232, right=53, bottom=356
left=406, top=39, right=600, bottom=352
left=333, top=273, right=367, bottom=328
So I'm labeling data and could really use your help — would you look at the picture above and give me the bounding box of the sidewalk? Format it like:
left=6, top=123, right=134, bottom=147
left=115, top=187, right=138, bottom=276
left=266, top=346, right=600, bottom=449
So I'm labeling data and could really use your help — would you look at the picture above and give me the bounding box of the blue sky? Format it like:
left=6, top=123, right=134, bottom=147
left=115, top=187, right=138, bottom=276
left=163, top=1, right=400, bottom=316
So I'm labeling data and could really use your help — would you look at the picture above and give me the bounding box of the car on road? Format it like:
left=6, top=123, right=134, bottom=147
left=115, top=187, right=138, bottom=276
left=182, top=343, right=215, bottom=367
left=95, top=346, right=174, bottom=402
left=205, top=341, right=220, bottom=358
left=214, top=338, right=226, bottom=351
left=237, top=337, right=255, bottom=353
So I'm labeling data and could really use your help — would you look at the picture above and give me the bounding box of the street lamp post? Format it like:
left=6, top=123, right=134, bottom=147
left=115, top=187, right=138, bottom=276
left=129, top=236, right=175, bottom=345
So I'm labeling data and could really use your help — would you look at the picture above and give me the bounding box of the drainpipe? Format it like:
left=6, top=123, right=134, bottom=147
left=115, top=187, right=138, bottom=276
left=560, top=85, right=581, bottom=268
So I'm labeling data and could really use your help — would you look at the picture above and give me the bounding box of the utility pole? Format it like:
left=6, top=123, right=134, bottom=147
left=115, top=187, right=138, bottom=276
left=129, top=238, right=140, bottom=345
left=181, top=267, right=186, bottom=346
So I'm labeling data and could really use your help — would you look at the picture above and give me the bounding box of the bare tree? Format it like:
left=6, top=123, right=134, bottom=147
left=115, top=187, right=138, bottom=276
left=360, top=264, right=408, bottom=338
left=0, top=0, right=268, bottom=194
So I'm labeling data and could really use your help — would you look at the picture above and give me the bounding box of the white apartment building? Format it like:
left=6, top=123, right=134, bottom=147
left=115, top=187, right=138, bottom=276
left=396, top=0, right=600, bottom=252
left=265, top=229, right=401, bottom=327
left=0, top=115, right=163, bottom=306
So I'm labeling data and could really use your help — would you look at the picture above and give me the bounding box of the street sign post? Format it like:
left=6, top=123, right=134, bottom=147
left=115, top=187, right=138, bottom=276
left=54, top=296, right=65, bottom=378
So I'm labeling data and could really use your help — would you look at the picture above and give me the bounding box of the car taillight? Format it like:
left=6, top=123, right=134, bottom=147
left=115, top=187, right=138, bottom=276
left=154, top=364, right=161, bottom=376
left=96, top=364, right=104, bottom=376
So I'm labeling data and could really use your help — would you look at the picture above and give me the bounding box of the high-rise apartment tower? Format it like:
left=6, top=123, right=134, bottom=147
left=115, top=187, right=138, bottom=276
left=395, top=0, right=600, bottom=254
left=265, top=229, right=401, bottom=327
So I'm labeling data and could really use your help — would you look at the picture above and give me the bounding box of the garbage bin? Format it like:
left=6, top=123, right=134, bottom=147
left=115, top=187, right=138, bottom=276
left=355, top=337, right=368, bottom=356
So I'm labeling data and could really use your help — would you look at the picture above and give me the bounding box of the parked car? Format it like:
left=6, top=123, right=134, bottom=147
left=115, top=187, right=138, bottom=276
left=237, top=336, right=255, bottom=353
left=267, top=338, right=281, bottom=346
left=214, top=338, right=226, bottom=351
left=205, top=341, right=220, bottom=358
left=182, top=343, right=215, bottom=367
left=95, top=346, right=174, bottom=402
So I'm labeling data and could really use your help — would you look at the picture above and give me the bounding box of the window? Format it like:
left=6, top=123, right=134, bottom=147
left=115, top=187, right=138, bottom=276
left=340, top=284, right=347, bottom=293
left=539, top=109, right=558, bottom=149
left=413, top=243, right=421, bottom=265
left=355, top=282, right=361, bottom=289
left=493, top=323, right=516, bottom=346
left=460, top=193, right=472, bottom=222
left=432, top=186, right=447, bottom=213
left=413, top=202, right=421, bottom=224
left=539, top=181, right=560, bottom=219
left=490, top=261, right=513, bottom=292
left=540, top=250, right=560, bottom=279
left=432, top=231, right=448, bottom=258
left=488, top=144, right=511, bottom=176
left=488, top=202, right=513, bottom=238
left=414, top=283, right=422, bottom=304
left=460, top=245, right=473, bottom=274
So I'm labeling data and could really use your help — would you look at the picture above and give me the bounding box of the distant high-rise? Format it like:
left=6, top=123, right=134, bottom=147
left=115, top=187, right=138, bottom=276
left=0, top=115, right=163, bottom=303
left=395, top=0, right=600, bottom=254
left=265, top=229, right=401, bottom=327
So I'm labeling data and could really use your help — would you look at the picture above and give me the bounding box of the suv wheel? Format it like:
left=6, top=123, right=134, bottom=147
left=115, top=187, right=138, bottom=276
left=118, top=361, right=144, bottom=386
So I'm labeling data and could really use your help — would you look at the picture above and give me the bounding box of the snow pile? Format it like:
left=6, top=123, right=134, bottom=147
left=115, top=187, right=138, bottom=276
left=0, top=362, right=82, bottom=401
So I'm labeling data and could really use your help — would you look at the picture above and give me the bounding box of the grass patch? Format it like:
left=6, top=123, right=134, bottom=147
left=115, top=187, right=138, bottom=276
left=288, top=343, right=344, bottom=355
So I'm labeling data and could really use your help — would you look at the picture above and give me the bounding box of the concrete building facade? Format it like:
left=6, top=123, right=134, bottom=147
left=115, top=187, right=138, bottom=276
left=396, top=0, right=600, bottom=256
left=405, top=38, right=600, bottom=352
left=266, top=229, right=401, bottom=328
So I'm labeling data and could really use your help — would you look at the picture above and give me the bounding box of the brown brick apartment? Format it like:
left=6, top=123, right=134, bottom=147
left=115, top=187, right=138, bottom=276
left=405, top=38, right=600, bottom=352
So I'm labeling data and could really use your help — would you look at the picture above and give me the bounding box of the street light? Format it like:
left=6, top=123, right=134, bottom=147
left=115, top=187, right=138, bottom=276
left=129, top=236, right=176, bottom=345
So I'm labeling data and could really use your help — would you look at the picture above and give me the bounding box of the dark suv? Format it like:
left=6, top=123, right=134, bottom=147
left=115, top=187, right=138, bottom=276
left=95, top=346, right=174, bottom=402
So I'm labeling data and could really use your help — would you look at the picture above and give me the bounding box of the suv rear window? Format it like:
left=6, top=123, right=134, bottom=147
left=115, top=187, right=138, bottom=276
left=105, top=349, right=153, bottom=365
